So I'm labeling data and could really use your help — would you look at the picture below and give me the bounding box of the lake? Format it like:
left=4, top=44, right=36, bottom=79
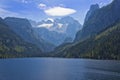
left=0, top=58, right=120, bottom=80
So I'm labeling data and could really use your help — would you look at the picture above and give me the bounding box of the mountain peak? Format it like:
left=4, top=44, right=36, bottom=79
left=76, top=0, right=120, bottom=42
left=84, top=4, right=99, bottom=22
left=61, top=16, right=74, bottom=21
left=45, top=18, right=54, bottom=23
left=90, top=4, right=99, bottom=10
left=0, top=17, right=3, bottom=22
left=4, top=17, right=29, bottom=24
left=60, top=16, right=75, bottom=23
left=62, top=16, right=73, bottom=19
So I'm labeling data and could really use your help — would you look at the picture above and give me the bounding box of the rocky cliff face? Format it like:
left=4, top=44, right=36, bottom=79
left=85, top=4, right=99, bottom=22
left=75, top=0, right=120, bottom=42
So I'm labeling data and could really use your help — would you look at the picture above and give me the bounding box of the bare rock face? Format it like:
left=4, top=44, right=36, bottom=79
left=85, top=4, right=99, bottom=22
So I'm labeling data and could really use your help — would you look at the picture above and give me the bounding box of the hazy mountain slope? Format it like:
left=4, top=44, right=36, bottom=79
left=4, top=17, right=36, bottom=43
left=33, top=16, right=82, bottom=46
left=4, top=17, right=55, bottom=52
left=34, top=27, right=67, bottom=46
left=0, top=17, right=42, bottom=58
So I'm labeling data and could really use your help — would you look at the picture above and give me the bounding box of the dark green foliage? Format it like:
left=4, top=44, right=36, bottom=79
left=55, top=0, right=120, bottom=60
left=52, top=21, right=120, bottom=60
left=4, top=17, right=55, bottom=52
left=0, top=18, right=43, bottom=58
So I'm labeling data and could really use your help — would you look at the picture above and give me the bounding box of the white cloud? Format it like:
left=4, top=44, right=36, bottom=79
left=0, top=8, right=20, bottom=18
left=38, top=3, right=47, bottom=9
left=44, top=7, right=76, bottom=16
left=38, top=23, right=53, bottom=29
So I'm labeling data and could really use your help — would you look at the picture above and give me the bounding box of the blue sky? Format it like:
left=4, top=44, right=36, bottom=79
left=0, top=0, right=112, bottom=24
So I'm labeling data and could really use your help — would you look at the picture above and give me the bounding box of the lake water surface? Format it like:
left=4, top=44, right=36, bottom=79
left=0, top=58, right=120, bottom=80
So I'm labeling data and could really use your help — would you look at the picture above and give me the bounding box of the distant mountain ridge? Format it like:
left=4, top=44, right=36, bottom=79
left=32, top=16, right=82, bottom=46
left=4, top=17, right=55, bottom=52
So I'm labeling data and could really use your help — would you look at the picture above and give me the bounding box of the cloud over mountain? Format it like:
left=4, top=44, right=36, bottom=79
left=44, top=7, right=76, bottom=16
left=38, top=3, right=47, bottom=9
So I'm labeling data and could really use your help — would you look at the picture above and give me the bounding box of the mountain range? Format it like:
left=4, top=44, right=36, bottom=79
left=0, top=16, right=82, bottom=57
left=4, top=17, right=55, bottom=52
left=75, top=0, right=120, bottom=42
left=31, top=16, right=82, bottom=46
left=0, top=0, right=119, bottom=59
left=51, top=0, right=120, bottom=60
left=0, top=17, right=43, bottom=58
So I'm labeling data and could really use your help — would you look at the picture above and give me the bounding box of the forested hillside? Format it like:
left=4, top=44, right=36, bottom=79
left=0, top=18, right=42, bottom=58
left=52, top=21, right=120, bottom=60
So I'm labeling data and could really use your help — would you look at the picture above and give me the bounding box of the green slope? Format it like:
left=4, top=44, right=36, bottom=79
left=0, top=18, right=42, bottom=58
left=52, top=21, right=120, bottom=60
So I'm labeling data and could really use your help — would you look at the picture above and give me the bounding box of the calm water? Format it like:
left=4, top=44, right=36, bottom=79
left=0, top=58, right=120, bottom=80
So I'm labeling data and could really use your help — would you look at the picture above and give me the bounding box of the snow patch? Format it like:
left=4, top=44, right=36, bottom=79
left=38, top=23, right=53, bottom=29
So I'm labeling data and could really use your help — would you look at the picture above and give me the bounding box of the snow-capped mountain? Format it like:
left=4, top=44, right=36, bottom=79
left=31, top=16, right=82, bottom=46
left=37, top=18, right=68, bottom=33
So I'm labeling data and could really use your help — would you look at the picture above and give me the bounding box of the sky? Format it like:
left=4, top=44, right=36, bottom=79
left=0, top=0, right=113, bottom=24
